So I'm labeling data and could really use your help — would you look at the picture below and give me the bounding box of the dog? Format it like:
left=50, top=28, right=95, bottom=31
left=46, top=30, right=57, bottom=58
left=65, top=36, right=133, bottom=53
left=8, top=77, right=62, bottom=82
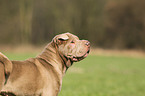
left=0, top=33, right=90, bottom=96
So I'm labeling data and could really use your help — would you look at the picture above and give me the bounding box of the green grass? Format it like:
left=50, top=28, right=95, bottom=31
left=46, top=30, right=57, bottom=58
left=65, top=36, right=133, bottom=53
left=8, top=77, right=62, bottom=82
left=4, top=53, right=145, bottom=96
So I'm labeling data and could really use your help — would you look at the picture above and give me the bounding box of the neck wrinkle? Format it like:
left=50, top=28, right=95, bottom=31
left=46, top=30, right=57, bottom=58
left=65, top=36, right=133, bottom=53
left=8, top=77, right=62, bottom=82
left=37, top=43, right=68, bottom=75
left=54, top=43, right=73, bottom=74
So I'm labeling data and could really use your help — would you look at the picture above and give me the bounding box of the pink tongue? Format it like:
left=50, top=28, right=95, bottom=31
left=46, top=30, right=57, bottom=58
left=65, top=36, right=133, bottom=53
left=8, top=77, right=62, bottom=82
left=72, top=58, right=78, bottom=61
left=84, top=53, right=88, bottom=58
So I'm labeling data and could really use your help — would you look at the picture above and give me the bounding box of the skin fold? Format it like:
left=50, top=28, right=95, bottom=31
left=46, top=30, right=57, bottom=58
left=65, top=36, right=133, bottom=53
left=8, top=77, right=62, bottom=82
left=0, top=33, right=90, bottom=96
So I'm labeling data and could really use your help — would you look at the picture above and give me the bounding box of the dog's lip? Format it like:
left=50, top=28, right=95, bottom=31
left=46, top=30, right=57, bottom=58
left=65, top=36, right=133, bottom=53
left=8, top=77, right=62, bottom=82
left=71, top=49, right=90, bottom=62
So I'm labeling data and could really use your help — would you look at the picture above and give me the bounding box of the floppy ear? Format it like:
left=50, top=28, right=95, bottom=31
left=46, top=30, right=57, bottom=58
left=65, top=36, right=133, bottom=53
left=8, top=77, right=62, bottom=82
left=58, top=34, right=69, bottom=40
left=53, top=34, right=69, bottom=45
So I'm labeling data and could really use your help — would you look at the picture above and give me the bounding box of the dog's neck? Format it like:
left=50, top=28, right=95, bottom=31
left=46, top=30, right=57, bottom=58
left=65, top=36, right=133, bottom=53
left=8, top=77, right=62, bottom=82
left=37, top=42, right=72, bottom=76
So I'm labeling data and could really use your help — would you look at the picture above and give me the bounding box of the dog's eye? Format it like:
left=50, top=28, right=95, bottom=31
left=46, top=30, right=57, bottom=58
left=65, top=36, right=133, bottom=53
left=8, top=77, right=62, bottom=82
left=71, top=41, right=75, bottom=44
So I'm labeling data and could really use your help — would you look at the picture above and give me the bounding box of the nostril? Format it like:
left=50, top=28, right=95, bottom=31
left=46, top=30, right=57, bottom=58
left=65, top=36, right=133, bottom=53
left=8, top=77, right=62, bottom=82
left=85, top=42, right=90, bottom=46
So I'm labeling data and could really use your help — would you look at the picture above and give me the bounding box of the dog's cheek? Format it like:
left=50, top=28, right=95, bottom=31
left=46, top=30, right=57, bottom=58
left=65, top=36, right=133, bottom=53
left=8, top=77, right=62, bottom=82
left=59, top=45, right=69, bottom=56
left=69, top=44, right=76, bottom=54
left=66, top=45, right=73, bottom=56
left=69, top=43, right=75, bottom=49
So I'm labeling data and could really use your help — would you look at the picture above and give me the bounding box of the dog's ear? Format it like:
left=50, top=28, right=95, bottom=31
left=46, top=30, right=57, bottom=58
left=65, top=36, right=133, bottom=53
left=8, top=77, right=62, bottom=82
left=58, top=34, right=69, bottom=41
left=53, top=34, right=69, bottom=45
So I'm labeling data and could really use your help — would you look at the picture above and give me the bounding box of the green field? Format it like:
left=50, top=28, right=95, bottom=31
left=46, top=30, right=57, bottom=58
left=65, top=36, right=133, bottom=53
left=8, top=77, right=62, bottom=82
left=5, top=53, right=145, bottom=96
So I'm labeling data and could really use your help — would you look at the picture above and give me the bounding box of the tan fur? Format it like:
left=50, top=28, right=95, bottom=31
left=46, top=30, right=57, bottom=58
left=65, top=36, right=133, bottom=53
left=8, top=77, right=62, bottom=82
left=0, top=62, right=5, bottom=91
left=0, top=33, right=90, bottom=96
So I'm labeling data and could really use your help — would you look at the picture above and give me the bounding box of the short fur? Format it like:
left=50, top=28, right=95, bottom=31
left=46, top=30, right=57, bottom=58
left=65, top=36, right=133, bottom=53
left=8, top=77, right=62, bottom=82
left=0, top=33, right=90, bottom=96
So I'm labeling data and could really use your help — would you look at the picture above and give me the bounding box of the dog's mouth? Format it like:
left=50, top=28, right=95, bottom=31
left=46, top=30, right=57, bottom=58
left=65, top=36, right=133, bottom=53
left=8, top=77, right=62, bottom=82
left=69, top=49, right=90, bottom=62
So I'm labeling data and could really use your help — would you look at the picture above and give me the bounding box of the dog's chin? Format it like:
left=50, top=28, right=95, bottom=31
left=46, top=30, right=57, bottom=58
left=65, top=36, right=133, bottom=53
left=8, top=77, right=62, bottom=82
left=70, top=49, right=90, bottom=62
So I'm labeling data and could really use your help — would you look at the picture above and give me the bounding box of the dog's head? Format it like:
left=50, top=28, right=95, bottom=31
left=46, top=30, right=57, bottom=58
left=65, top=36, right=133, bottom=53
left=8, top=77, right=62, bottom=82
left=53, top=33, right=90, bottom=62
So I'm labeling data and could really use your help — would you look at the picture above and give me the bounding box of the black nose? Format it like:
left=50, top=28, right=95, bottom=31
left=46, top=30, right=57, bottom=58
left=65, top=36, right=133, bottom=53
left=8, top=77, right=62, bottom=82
left=85, top=41, right=90, bottom=46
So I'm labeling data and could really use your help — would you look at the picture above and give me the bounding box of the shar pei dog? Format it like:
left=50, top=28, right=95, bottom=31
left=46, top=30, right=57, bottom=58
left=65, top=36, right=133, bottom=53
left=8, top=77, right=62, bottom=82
left=0, top=33, right=90, bottom=96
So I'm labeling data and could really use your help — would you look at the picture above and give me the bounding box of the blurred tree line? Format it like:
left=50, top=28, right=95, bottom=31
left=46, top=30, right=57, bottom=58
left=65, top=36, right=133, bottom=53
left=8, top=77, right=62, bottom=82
left=0, top=0, right=145, bottom=50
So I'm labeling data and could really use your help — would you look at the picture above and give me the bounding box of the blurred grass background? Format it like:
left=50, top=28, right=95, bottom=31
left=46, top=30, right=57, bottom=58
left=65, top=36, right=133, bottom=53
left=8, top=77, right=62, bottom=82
left=60, top=55, right=145, bottom=96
